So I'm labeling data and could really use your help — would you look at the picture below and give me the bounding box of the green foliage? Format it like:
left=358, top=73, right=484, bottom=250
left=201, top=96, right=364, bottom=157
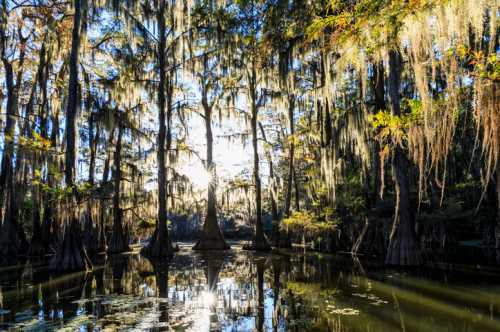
left=451, top=45, right=500, bottom=81
left=307, top=0, right=437, bottom=47
left=369, top=111, right=408, bottom=146
left=282, top=210, right=338, bottom=236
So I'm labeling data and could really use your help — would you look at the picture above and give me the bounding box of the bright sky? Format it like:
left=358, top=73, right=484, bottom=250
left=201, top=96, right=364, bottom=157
left=178, top=107, right=253, bottom=190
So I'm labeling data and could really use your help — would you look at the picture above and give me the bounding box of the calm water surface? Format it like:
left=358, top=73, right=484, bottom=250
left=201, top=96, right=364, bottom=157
left=1, top=243, right=500, bottom=331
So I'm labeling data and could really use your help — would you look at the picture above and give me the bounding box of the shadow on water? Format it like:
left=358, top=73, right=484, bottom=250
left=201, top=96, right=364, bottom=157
left=0, top=244, right=500, bottom=331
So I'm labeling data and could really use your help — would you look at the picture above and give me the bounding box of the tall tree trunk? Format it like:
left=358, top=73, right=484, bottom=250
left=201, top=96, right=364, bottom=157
left=193, top=98, right=229, bottom=250
left=142, top=0, right=174, bottom=257
left=50, top=0, right=91, bottom=272
left=284, top=97, right=295, bottom=218
left=29, top=177, right=45, bottom=256
left=248, top=64, right=270, bottom=251
left=385, top=50, right=422, bottom=266
left=88, top=113, right=98, bottom=186
left=39, top=40, right=53, bottom=251
left=97, top=126, right=115, bottom=253
left=352, top=61, right=387, bottom=257
left=108, top=124, right=129, bottom=253
left=29, top=40, right=51, bottom=256
left=495, top=160, right=500, bottom=249
left=83, top=111, right=99, bottom=255
left=0, top=12, right=29, bottom=262
left=259, top=123, right=279, bottom=246
left=280, top=95, right=296, bottom=248
left=0, top=3, right=16, bottom=217
left=42, top=107, right=60, bottom=249
left=372, top=61, right=386, bottom=203
left=293, top=169, right=300, bottom=211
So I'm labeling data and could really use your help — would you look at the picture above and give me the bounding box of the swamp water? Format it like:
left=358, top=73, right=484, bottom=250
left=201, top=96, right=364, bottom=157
left=0, top=244, right=500, bottom=331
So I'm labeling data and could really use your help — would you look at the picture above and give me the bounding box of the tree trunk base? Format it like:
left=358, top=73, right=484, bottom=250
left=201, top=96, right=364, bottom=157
left=193, top=238, right=230, bottom=250
left=107, top=232, right=130, bottom=254
left=244, top=234, right=271, bottom=251
left=385, top=230, right=422, bottom=266
left=141, top=228, right=177, bottom=257
left=49, top=221, right=92, bottom=272
left=193, top=216, right=230, bottom=250
left=27, top=237, right=50, bottom=257
left=97, top=223, right=107, bottom=254
left=277, top=230, right=292, bottom=249
left=0, top=217, right=29, bottom=265
left=495, top=219, right=500, bottom=249
left=83, top=213, right=98, bottom=257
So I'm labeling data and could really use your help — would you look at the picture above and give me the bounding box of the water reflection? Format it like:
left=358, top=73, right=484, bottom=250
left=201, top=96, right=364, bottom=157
left=0, top=245, right=499, bottom=331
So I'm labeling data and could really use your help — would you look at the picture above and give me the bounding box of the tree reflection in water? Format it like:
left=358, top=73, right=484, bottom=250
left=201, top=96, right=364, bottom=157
left=1, top=246, right=500, bottom=331
left=151, top=259, right=169, bottom=329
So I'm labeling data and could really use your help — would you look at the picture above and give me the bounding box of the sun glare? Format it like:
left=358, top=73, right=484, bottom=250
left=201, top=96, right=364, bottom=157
left=184, top=163, right=212, bottom=189
left=201, top=291, right=216, bottom=307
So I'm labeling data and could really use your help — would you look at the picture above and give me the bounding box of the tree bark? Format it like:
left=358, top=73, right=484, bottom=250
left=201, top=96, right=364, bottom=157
left=108, top=125, right=129, bottom=254
left=42, top=106, right=60, bottom=249
left=88, top=112, right=98, bottom=186
left=247, top=64, right=270, bottom=251
left=279, top=95, right=296, bottom=249
left=495, top=160, right=500, bottom=249
left=23, top=73, right=42, bottom=256
left=0, top=10, right=29, bottom=262
left=259, top=122, right=279, bottom=246
left=293, top=169, right=300, bottom=211
left=0, top=5, right=17, bottom=215
left=36, top=39, right=53, bottom=255
left=193, top=96, right=229, bottom=250
left=83, top=111, right=99, bottom=255
left=0, top=176, right=28, bottom=265
left=50, top=0, right=91, bottom=272
left=353, top=61, right=387, bottom=256
left=142, top=0, right=175, bottom=257
left=385, top=50, right=422, bottom=266
left=371, top=61, right=386, bottom=202
left=97, top=126, right=115, bottom=253
left=284, top=96, right=295, bottom=218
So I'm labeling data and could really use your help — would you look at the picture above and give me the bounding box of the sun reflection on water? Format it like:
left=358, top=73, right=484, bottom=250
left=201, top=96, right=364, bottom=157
left=1, top=248, right=500, bottom=331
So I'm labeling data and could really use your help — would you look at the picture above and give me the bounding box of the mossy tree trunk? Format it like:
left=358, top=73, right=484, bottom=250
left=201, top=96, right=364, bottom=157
left=259, top=122, right=280, bottom=246
left=193, top=71, right=229, bottom=251
left=142, top=0, right=175, bottom=257
left=97, top=126, right=115, bottom=253
left=0, top=8, right=29, bottom=262
left=495, top=161, right=500, bottom=249
left=108, top=124, right=129, bottom=254
left=248, top=62, right=270, bottom=251
left=385, top=50, right=422, bottom=266
left=50, top=0, right=91, bottom=272
left=279, top=95, right=296, bottom=249
left=83, top=82, right=98, bottom=256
